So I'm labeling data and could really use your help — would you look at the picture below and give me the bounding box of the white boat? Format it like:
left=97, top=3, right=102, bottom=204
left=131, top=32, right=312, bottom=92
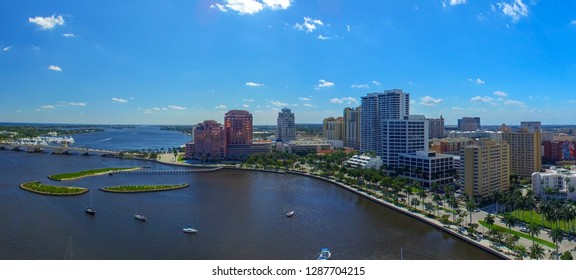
left=134, top=213, right=147, bottom=221
left=286, top=211, right=294, bottom=217
left=85, top=192, right=96, bottom=215
left=183, top=226, right=197, bottom=233
left=317, top=248, right=331, bottom=260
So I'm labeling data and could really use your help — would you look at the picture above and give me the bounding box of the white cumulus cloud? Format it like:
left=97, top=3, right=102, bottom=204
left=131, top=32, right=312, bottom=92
left=316, top=79, right=334, bottom=88
left=29, top=15, right=65, bottom=30
left=419, top=96, right=444, bottom=106
left=351, top=84, right=369, bottom=89
left=210, top=0, right=292, bottom=14
left=215, top=104, right=227, bottom=109
left=48, top=65, right=62, bottom=72
left=168, top=105, right=187, bottom=110
left=497, top=0, right=528, bottom=22
left=40, top=105, right=56, bottom=109
left=330, top=97, right=358, bottom=104
left=504, top=99, right=525, bottom=106
left=299, top=97, right=311, bottom=101
left=572, top=20, right=576, bottom=25
left=112, top=98, right=128, bottom=103
left=294, top=17, right=324, bottom=33
left=372, top=80, right=383, bottom=87
left=3, top=46, right=12, bottom=52
left=270, top=100, right=288, bottom=106
left=450, top=0, right=467, bottom=6
left=493, top=90, right=508, bottom=97
left=243, top=98, right=254, bottom=102
left=245, top=82, right=263, bottom=87
left=471, top=96, right=494, bottom=103
left=68, top=102, right=87, bottom=107
left=62, top=33, right=75, bottom=37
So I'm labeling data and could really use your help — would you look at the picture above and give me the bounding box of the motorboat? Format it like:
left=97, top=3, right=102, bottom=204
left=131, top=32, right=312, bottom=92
left=286, top=211, right=294, bottom=217
left=85, top=207, right=96, bottom=215
left=134, top=213, right=147, bottom=221
left=183, top=226, right=197, bottom=233
left=317, top=248, right=331, bottom=260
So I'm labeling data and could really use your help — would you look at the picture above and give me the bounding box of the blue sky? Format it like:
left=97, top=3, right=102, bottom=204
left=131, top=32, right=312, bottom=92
left=1, top=0, right=576, bottom=125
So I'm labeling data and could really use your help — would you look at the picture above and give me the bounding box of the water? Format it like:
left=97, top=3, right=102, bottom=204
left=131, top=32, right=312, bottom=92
left=0, top=126, right=498, bottom=260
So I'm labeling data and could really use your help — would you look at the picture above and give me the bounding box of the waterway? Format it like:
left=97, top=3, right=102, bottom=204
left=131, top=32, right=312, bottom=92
left=0, top=126, right=498, bottom=260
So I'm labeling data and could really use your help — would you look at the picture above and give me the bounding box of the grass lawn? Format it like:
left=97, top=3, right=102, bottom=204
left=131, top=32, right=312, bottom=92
left=479, top=221, right=557, bottom=249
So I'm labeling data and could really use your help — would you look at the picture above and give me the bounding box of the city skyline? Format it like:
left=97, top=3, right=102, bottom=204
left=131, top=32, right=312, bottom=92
left=2, top=1, right=576, bottom=125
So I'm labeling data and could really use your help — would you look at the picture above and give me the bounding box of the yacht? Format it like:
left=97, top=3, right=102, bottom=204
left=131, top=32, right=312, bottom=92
left=183, top=226, right=197, bottom=233
left=317, top=248, right=331, bottom=260
left=134, top=213, right=147, bottom=221
left=286, top=211, right=294, bottom=217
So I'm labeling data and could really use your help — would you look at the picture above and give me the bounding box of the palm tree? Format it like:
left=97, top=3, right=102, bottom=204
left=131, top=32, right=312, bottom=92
left=465, top=200, right=476, bottom=225
left=417, top=189, right=427, bottom=211
left=411, top=197, right=420, bottom=210
left=528, top=222, right=541, bottom=246
left=502, top=213, right=516, bottom=233
left=432, top=193, right=442, bottom=217
left=483, top=213, right=495, bottom=235
left=549, top=228, right=564, bottom=260
left=529, top=244, right=545, bottom=260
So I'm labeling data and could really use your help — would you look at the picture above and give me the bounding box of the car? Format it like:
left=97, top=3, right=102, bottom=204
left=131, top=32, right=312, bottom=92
left=519, top=226, right=529, bottom=233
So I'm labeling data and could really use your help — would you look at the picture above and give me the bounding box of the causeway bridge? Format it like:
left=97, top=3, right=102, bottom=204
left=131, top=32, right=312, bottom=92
left=0, top=144, right=121, bottom=156
left=111, top=167, right=223, bottom=175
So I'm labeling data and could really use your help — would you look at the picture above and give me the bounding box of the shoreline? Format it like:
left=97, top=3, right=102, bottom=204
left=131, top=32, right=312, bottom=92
left=216, top=166, right=510, bottom=260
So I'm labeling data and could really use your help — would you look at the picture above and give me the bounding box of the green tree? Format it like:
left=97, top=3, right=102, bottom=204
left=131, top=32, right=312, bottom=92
left=549, top=228, right=564, bottom=260
left=483, top=213, right=495, bottom=235
left=528, top=222, right=541, bottom=246
left=529, top=244, right=545, bottom=260
left=411, top=198, right=420, bottom=210
left=560, top=251, right=573, bottom=260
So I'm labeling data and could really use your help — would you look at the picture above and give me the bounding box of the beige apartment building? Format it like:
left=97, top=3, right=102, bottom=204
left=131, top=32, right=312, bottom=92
left=501, top=128, right=541, bottom=178
left=461, top=139, right=510, bottom=198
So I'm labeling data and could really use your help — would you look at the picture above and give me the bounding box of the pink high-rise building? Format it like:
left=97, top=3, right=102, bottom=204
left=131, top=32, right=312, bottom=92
left=192, top=120, right=226, bottom=161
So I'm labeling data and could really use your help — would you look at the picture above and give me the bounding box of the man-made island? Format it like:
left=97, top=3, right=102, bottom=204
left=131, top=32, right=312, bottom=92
left=20, top=181, right=88, bottom=196
left=48, top=167, right=142, bottom=181
left=100, top=184, right=189, bottom=193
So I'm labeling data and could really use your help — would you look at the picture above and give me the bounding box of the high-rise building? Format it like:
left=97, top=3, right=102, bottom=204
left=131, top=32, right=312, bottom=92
left=428, top=116, right=445, bottom=139
left=276, top=108, right=296, bottom=142
left=520, top=121, right=542, bottom=133
left=323, top=117, right=344, bottom=140
left=361, top=89, right=410, bottom=154
left=225, top=110, right=253, bottom=146
left=343, top=106, right=361, bottom=150
left=360, top=90, right=427, bottom=169
left=192, top=120, right=226, bottom=161
left=502, top=128, right=542, bottom=178
left=458, top=117, right=481, bottom=131
left=461, top=139, right=510, bottom=198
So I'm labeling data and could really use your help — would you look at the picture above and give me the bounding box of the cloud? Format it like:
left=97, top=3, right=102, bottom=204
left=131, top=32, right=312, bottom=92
left=215, top=104, right=227, bottom=109
left=243, top=98, right=254, bottom=102
left=262, top=0, right=291, bottom=10
left=28, top=15, right=65, bottom=30
left=167, top=105, right=187, bottom=110
left=318, top=34, right=331, bottom=40
left=68, top=102, right=87, bottom=107
left=210, top=0, right=292, bottom=14
left=40, top=105, right=56, bottom=110
left=111, top=98, right=128, bottom=103
left=351, top=84, right=369, bottom=89
left=270, top=100, right=288, bottom=106
left=303, top=103, right=316, bottom=107
left=294, top=17, right=324, bottom=33
left=2, top=46, right=11, bottom=52
left=62, top=33, right=75, bottom=37
left=442, top=0, right=466, bottom=7
left=299, top=97, right=311, bottom=101
left=245, top=82, right=263, bottom=87
left=316, top=79, right=334, bottom=88
left=330, top=97, right=358, bottom=104
left=571, top=20, right=576, bottom=25
left=493, top=90, right=508, bottom=97
left=503, top=99, right=525, bottom=106
left=419, top=96, right=444, bottom=106
left=372, top=80, right=383, bottom=87
left=243, top=104, right=250, bottom=108
left=347, top=25, right=351, bottom=32
left=48, top=65, right=63, bottom=72
left=468, top=78, right=485, bottom=84
left=471, top=96, right=494, bottom=103
left=497, top=0, right=528, bottom=22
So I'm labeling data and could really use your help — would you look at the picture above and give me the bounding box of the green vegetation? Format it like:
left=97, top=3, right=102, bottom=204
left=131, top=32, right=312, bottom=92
left=479, top=221, right=557, bottom=249
left=49, top=167, right=141, bottom=181
left=20, top=181, right=88, bottom=195
left=100, top=184, right=189, bottom=193
left=0, top=125, right=103, bottom=142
